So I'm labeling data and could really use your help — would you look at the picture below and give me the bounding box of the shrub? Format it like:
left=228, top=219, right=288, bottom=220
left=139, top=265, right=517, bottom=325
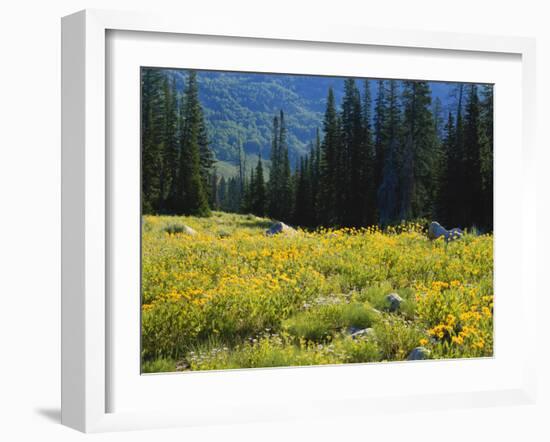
left=373, top=315, right=425, bottom=360
left=162, top=222, right=188, bottom=234
left=332, top=336, right=380, bottom=363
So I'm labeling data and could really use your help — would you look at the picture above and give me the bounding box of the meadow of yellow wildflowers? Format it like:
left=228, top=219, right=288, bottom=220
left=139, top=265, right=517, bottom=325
left=141, top=212, right=493, bottom=373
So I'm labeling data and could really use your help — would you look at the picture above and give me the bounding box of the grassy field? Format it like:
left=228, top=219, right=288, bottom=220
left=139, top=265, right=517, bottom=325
left=141, top=212, right=493, bottom=373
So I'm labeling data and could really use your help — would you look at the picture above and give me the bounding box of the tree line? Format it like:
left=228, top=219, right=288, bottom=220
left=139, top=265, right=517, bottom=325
left=142, top=69, right=493, bottom=230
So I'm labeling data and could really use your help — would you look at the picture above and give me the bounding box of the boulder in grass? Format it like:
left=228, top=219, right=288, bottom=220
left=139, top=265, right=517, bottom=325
left=350, top=327, right=375, bottom=339
left=385, top=293, right=404, bottom=312
left=407, top=346, right=431, bottom=361
left=182, top=225, right=197, bottom=236
left=265, top=221, right=297, bottom=236
left=428, top=221, right=463, bottom=243
left=163, top=223, right=197, bottom=236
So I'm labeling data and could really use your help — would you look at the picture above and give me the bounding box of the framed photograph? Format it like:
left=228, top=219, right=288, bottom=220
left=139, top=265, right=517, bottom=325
left=61, top=9, right=537, bottom=433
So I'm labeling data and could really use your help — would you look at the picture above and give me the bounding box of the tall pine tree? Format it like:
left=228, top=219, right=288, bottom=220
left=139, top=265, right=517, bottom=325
left=175, top=70, right=211, bottom=216
left=377, top=80, right=402, bottom=225
left=319, top=88, right=341, bottom=225
left=251, top=155, right=267, bottom=216
left=399, top=81, right=437, bottom=220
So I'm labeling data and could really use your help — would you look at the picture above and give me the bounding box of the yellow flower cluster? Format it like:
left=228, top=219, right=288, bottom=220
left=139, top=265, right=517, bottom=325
left=415, top=274, right=493, bottom=358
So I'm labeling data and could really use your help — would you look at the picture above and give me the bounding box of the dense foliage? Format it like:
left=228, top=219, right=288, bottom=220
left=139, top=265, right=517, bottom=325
left=141, top=213, right=493, bottom=372
left=222, top=80, right=493, bottom=230
left=141, top=70, right=213, bottom=216
left=142, top=68, right=493, bottom=230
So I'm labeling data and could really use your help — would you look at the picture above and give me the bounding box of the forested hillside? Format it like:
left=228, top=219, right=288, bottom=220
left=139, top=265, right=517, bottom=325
left=141, top=68, right=493, bottom=230
left=163, top=70, right=458, bottom=172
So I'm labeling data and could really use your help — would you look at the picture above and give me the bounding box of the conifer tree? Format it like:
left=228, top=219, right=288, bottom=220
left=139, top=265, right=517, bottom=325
left=432, top=97, right=444, bottom=139
left=462, top=84, right=483, bottom=227
left=241, top=170, right=254, bottom=213
left=445, top=84, right=465, bottom=227
left=175, top=70, right=210, bottom=216
left=319, top=88, right=341, bottom=225
left=268, top=115, right=281, bottom=218
left=198, top=106, right=215, bottom=202
left=479, top=84, right=494, bottom=230
left=399, top=81, right=437, bottom=220
left=362, top=79, right=377, bottom=226
left=159, top=76, right=178, bottom=213
left=341, top=78, right=364, bottom=226
left=210, top=168, right=219, bottom=210
left=141, top=69, right=165, bottom=213
left=373, top=80, right=387, bottom=195
left=218, top=175, right=227, bottom=211
left=293, top=156, right=309, bottom=226
left=279, top=110, right=293, bottom=221
left=312, top=129, right=322, bottom=225
left=436, top=112, right=454, bottom=224
left=377, top=80, right=401, bottom=225
left=251, top=155, right=267, bottom=216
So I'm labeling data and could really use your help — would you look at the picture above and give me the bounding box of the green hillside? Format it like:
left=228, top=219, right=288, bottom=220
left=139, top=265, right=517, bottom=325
left=167, top=70, right=345, bottom=172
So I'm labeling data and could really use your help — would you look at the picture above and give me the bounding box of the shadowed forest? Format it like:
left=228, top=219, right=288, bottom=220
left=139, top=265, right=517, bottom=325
left=142, top=68, right=493, bottom=231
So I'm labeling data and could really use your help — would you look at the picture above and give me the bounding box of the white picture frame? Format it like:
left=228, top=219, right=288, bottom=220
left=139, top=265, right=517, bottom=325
left=61, top=9, right=537, bottom=433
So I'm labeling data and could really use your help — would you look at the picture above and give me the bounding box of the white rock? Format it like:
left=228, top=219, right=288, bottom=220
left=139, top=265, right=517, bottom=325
left=265, top=221, right=297, bottom=236
left=181, top=225, right=197, bottom=236
left=350, top=328, right=375, bottom=339
left=428, top=221, right=448, bottom=240
left=428, top=221, right=463, bottom=243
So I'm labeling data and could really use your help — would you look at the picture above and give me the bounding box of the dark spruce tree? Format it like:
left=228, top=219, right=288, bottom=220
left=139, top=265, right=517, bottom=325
left=399, top=81, right=437, bottom=221
left=159, top=76, right=178, bottom=213
left=266, top=110, right=292, bottom=222
left=362, top=79, right=377, bottom=226
left=241, top=169, right=254, bottom=213
left=175, top=70, right=211, bottom=216
left=373, top=80, right=387, bottom=198
left=319, top=88, right=341, bottom=226
left=198, top=105, right=215, bottom=203
left=311, top=129, right=322, bottom=225
left=461, top=84, right=484, bottom=228
left=210, top=167, right=220, bottom=210
left=218, top=176, right=227, bottom=210
left=377, top=80, right=402, bottom=225
left=445, top=84, right=466, bottom=227
left=251, top=155, right=267, bottom=216
left=279, top=111, right=293, bottom=222
left=479, top=84, right=494, bottom=230
left=268, top=115, right=281, bottom=218
left=341, top=78, right=364, bottom=226
left=293, top=156, right=310, bottom=226
left=436, top=112, right=455, bottom=225
left=141, top=69, right=165, bottom=214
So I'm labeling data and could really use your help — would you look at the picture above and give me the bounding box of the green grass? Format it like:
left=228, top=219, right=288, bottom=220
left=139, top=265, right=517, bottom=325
left=141, top=358, right=176, bottom=374
left=185, top=332, right=380, bottom=371
left=282, top=302, right=377, bottom=342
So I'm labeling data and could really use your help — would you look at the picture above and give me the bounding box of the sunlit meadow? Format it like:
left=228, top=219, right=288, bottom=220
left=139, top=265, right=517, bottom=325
left=141, top=212, right=493, bottom=373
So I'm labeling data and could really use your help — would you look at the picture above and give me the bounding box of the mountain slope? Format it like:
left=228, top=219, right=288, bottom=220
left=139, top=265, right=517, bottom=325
left=165, top=69, right=463, bottom=177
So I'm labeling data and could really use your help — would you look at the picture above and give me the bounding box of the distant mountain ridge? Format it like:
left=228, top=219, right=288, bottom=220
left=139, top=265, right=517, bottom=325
left=165, top=69, right=463, bottom=176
